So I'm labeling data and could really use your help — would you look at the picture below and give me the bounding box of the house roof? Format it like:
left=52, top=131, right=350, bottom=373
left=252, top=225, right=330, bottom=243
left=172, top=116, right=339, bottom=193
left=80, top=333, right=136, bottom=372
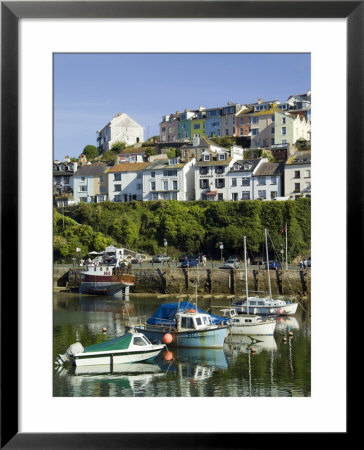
left=195, top=157, right=233, bottom=167
left=286, top=151, right=311, bottom=165
left=236, top=106, right=254, bottom=116
left=228, top=158, right=262, bottom=173
left=74, top=164, right=109, bottom=176
left=253, top=106, right=285, bottom=117
left=254, top=162, right=285, bottom=176
left=109, top=162, right=150, bottom=173
left=143, top=159, right=186, bottom=171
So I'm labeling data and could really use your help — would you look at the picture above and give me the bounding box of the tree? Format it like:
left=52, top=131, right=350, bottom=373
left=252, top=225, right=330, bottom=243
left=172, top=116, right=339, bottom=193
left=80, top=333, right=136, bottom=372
left=110, top=141, right=126, bottom=153
left=82, top=145, right=98, bottom=160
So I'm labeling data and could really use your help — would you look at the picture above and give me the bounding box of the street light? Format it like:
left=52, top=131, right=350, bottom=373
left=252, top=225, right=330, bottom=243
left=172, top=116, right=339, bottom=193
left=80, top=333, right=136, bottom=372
left=219, top=241, right=224, bottom=263
left=163, top=238, right=168, bottom=256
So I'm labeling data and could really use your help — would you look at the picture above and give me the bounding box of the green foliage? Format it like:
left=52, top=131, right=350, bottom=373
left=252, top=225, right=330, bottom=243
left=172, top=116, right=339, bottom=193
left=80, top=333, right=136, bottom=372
left=82, top=145, right=98, bottom=160
left=166, top=148, right=181, bottom=158
left=110, top=141, right=126, bottom=153
left=210, top=136, right=235, bottom=148
left=144, top=147, right=157, bottom=157
left=55, top=199, right=311, bottom=262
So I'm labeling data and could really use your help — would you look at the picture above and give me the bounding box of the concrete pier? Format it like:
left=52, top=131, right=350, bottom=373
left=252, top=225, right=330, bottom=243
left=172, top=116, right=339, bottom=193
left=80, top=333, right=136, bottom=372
left=54, top=266, right=310, bottom=297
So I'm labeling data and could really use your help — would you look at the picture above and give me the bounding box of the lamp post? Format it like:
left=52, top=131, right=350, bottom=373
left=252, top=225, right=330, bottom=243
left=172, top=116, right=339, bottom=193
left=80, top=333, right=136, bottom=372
left=163, top=238, right=168, bottom=256
left=219, top=241, right=224, bottom=263
left=76, top=247, right=81, bottom=267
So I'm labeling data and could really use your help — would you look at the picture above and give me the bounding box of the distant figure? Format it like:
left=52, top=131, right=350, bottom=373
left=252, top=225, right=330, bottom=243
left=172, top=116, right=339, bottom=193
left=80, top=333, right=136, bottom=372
left=299, top=260, right=303, bottom=269
left=202, top=255, right=207, bottom=266
left=303, top=259, right=307, bottom=269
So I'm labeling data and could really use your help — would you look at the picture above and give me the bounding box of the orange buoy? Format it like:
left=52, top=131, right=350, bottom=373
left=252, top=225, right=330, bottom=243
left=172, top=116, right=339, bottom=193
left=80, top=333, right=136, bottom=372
left=278, top=309, right=283, bottom=315
left=163, top=350, right=174, bottom=361
left=163, top=333, right=173, bottom=344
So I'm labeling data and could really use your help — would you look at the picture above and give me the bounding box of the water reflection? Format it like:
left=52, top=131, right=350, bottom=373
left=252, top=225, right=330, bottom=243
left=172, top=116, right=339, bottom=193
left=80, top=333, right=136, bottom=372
left=53, top=292, right=311, bottom=397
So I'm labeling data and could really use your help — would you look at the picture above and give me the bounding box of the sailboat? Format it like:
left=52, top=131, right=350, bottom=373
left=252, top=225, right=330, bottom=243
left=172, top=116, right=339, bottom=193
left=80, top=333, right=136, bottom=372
left=232, top=229, right=298, bottom=316
left=220, top=236, right=276, bottom=335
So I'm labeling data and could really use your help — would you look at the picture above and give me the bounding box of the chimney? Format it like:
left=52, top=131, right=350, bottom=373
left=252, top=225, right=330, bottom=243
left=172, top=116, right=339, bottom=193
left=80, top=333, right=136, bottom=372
left=64, top=155, right=70, bottom=162
left=257, top=98, right=264, bottom=104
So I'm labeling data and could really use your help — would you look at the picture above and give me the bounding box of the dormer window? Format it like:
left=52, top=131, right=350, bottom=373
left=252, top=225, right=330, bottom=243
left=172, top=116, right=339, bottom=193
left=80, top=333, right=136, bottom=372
left=243, top=163, right=252, bottom=170
left=203, top=154, right=210, bottom=161
left=233, top=163, right=240, bottom=170
left=169, top=157, right=180, bottom=165
left=218, top=153, right=226, bottom=161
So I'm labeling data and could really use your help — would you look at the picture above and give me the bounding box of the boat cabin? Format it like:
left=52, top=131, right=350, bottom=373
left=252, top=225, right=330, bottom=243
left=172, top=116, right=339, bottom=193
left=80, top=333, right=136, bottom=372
left=177, top=312, right=213, bottom=331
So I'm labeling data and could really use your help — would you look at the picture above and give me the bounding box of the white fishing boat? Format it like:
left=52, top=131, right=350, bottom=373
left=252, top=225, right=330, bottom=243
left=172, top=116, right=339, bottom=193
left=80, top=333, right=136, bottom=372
left=232, top=229, right=298, bottom=316
left=79, top=245, right=135, bottom=296
left=221, top=235, right=276, bottom=335
left=55, top=330, right=165, bottom=367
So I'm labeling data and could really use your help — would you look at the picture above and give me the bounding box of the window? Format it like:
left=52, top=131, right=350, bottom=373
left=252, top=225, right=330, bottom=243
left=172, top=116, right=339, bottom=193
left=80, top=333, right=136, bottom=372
left=169, top=158, right=179, bottom=165
left=151, top=181, right=156, bottom=191
left=294, top=170, right=300, bottom=179
left=181, top=317, right=193, bottom=329
left=282, top=117, right=286, bottom=124
left=161, top=127, right=166, bottom=132
left=294, top=183, right=301, bottom=192
left=240, top=129, right=244, bottom=136
left=172, top=180, right=178, bottom=190
left=271, top=127, right=275, bottom=134
left=215, top=179, right=225, bottom=189
left=225, top=129, right=229, bottom=135
left=80, top=185, right=87, bottom=192
left=163, top=170, right=178, bottom=176
left=133, top=336, right=147, bottom=346
left=242, top=177, right=250, bottom=186
left=195, top=317, right=202, bottom=326
left=258, top=190, right=266, bottom=199
left=257, top=177, right=266, bottom=186
left=242, top=191, right=250, bottom=200
left=200, top=179, right=209, bottom=189
left=100, top=186, right=106, bottom=193
left=270, top=176, right=277, bottom=185
left=63, top=176, right=70, bottom=184
left=114, top=173, right=121, bottom=181
left=251, top=129, right=258, bottom=135
left=232, top=193, right=238, bottom=201
left=231, top=178, right=237, bottom=187
left=249, top=117, right=259, bottom=124
left=203, top=154, right=210, bottom=161
left=271, top=138, right=275, bottom=145
left=218, top=153, right=226, bottom=160
left=80, top=177, right=85, bottom=182
left=200, top=167, right=209, bottom=175
left=99, top=176, right=103, bottom=182
left=163, top=180, right=168, bottom=191
left=114, top=184, right=121, bottom=192
left=282, top=127, right=286, bottom=135
left=151, top=171, right=155, bottom=178
left=218, top=193, right=224, bottom=201
left=79, top=197, right=87, bottom=203
left=193, top=123, right=201, bottom=129
left=271, top=115, right=275, bottom=121
left=215, top=166, right=224, bottom=175
left=271, top=191, right=277, bottom=199
left=171, top=192, right=178, bottom=200
left=137, top=172, right=142, bottom=178
left=114, top=195, right=122, bottom=202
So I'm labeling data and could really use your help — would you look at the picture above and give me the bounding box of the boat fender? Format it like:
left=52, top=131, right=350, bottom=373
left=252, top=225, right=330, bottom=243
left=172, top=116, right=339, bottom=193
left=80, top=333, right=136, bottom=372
left=163, top=333, right=173, bottom=344
left=66, top=342, right=84, bottom=357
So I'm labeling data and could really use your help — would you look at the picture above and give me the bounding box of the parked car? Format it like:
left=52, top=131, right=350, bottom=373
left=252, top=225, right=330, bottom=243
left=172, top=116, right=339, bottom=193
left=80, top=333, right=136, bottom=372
left=228, top=255, right=241, bottom=262
left=222, top=259, right=241, bottom=269
left=151, top=254, right=171, bottom=263
left=265, top=261, right=282, bottom=269
left=181, top=258, right=199, bottom=268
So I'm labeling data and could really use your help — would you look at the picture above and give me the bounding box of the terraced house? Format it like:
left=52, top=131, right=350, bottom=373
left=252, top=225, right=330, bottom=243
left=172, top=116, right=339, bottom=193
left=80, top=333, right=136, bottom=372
left=73, top=164, right=110, bottom=204
left=226, top=158, right=265, bottom=201
left=108, top=162, right=149, bottom=202
left=284, top=150, right=311, bottom=199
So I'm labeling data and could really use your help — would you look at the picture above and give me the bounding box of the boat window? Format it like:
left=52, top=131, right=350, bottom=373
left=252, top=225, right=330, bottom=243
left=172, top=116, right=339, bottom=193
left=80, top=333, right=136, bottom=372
left=133, top=336, right=147, bottom=346
left=195, top=317, right=202, bottom=326
left=233, top=319, right=240, bottom=323
left=181, top=317, right=193, bottom=329
left=203, top=317, right=208, bottom=324
left=250, top=301, right=256, bottom=305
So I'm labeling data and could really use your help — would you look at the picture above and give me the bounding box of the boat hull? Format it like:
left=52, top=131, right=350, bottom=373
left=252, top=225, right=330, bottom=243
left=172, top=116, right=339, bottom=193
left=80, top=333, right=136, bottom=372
left=79, top=281, right=133, bottom=296
left=229, top=320, right=276, bottom=335
left=133, top=325, right=229, bottom=349
left=73, top=346, right=165, bottom=367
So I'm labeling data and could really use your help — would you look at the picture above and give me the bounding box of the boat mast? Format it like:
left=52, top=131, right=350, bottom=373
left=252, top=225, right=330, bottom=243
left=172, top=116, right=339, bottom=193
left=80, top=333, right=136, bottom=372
left=244, top=235, right=249, bottom=314
left=265, top=228, right=272, bottom=299
left=285, top=222, right=288, bottom=271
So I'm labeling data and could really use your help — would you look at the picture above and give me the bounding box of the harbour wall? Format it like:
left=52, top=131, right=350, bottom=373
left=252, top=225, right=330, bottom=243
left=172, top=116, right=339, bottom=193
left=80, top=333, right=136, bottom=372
left=54, top=266, right=310, bottom=298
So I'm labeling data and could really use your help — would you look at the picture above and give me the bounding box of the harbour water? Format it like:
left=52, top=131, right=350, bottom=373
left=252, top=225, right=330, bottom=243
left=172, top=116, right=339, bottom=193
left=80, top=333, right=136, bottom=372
left=53, top=292, right=311, bottom=397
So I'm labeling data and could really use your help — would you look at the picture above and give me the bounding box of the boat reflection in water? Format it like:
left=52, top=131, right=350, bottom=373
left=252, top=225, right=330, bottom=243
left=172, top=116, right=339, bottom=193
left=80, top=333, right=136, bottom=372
left=158, top=346, right=229, bottom=383
left=274, top=316, right=299, bottom=334
left=55, top=362, right=165, bottom=397
left=224, top=334, right=278, bottom=356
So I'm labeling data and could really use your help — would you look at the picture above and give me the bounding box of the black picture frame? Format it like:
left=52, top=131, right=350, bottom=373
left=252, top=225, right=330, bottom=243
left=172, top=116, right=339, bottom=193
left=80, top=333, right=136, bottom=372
left=1, top=1, right=356, bottom=448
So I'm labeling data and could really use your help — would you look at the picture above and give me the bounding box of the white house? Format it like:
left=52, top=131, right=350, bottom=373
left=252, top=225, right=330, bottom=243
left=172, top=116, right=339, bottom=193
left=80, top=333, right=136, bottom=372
left=108, top=162, right=149, bottom=202
left=53, top=156, right=78, bottom=196
left=194, top=147, right=238, bottom=201
left=73, top=164, right=109, bottom=204
left=97, top=112, right=144, bottom=152
left=284, top=150, right=311, bottom=199
left=142, top=156, right=196, bottom=201
left=252, top=161, right=285, bottom=200
left=226, top=158, right=266, bottom=201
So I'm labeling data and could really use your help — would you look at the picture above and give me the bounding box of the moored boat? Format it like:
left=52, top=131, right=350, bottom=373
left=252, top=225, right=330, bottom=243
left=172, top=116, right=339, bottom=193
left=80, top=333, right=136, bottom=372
left=129, top=301, right=230, bottom=349
left=79, top=245, right=135, bottom=296
left=220, top=308, right=276, bottom=335
left=55, top=330, right=165, bottom=367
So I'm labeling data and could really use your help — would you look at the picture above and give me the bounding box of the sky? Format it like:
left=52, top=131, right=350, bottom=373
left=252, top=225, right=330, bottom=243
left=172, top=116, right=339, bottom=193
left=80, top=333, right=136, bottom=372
left=53, top=53, right=310, bottom=161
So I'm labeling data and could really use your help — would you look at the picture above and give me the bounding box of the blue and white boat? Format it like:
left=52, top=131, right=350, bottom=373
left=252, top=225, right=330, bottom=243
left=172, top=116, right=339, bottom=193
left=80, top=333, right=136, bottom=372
left=129, top=302, right=230, bottom=349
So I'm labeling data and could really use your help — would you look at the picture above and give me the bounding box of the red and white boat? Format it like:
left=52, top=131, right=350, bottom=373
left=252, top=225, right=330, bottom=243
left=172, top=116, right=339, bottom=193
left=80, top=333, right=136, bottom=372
left=79, top=246, right=135, bottom=296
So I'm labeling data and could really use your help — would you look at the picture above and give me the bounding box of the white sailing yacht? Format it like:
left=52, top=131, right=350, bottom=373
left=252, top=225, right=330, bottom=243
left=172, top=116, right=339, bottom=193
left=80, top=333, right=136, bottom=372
left=232, top=228, right=298, bottom=316
left=220, top=236, right=276, bottom=335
